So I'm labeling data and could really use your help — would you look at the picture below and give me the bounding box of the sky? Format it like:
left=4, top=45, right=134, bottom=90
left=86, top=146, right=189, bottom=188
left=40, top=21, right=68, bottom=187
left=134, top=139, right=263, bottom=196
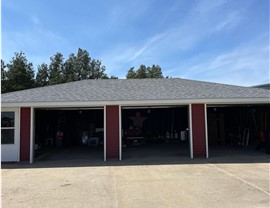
left=1, top=0, right=269, bottom=86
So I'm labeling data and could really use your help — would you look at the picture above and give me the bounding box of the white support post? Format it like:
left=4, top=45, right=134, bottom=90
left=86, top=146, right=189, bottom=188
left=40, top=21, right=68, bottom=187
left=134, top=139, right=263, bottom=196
left=204, top=104, right=209, bottom=158
left=17, top=108, right=21, bottom=162
left=30, top=107, right=34, bottom=164
left=188, top=104, right=194, bottom=159
left=119, top=105, right=122, bottom=161
left=103, top=106, right=107, bottom=161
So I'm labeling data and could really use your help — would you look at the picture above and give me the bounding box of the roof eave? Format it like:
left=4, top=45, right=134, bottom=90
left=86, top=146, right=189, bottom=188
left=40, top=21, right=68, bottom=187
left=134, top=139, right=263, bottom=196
left=1, top=97, right=269, bottom=108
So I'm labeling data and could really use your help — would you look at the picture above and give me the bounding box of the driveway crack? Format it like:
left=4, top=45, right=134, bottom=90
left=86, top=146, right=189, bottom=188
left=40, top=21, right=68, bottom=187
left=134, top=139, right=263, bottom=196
left=111, top=166, right=118, bottom=208
left=208, top=163, right=270, bottom=195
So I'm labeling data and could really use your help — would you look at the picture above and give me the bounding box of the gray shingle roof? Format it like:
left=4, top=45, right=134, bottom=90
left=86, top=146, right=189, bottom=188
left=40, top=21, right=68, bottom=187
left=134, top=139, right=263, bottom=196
left=1, top=78, right=269, bottom=104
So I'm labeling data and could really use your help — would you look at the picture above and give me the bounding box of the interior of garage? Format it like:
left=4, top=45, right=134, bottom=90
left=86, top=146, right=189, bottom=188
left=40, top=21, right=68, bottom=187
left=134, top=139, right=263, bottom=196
left=207, top=104, right=270, bottom=157
left=121, top=106, right=190, bottom=160
left=34, top=108, right=104, bottom=161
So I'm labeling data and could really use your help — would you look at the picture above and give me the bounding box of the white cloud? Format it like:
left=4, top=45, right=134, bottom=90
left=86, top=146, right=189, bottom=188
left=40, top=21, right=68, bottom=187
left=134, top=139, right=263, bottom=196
left=100, top=22, right=205, bottom=76
left=215, top=11, right=242, bottom=32
left=3, top=0, right=266, bottom=86
left=128, top=46, right=148, bottom=61
left=101, top=0, right=246, bottom=72
left=2, top=29, right=69, bottom=68
left=195, top=0, right=227, bottom=14
left=99, top=33, right=166, bottom=75
left=128, top=33, right=166, bottom=61
left=104, top=1, right=153, bottom=32
left=31, top=16, right=41, bottom=25
left=172, top=37, right=269, bottom=86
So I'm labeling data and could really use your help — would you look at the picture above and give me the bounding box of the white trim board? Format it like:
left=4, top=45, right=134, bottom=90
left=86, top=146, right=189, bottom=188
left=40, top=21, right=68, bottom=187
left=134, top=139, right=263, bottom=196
left=188, top=104, right=193, bottom=159
left=1, top=108, right=20, bottom=162
left=103, top=106, right=107, bottom=162
left=2, top=97, right=269, bottom=108
left=119, top=105, right=122, bottom=161
left=30, top=107, right=34, bottom=163
left=204, top=105, right=209, bottom=159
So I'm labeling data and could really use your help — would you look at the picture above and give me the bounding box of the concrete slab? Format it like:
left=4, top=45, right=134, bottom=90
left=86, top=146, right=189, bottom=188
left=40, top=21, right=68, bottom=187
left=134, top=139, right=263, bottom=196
left=2, top=155, right=269, bottom=208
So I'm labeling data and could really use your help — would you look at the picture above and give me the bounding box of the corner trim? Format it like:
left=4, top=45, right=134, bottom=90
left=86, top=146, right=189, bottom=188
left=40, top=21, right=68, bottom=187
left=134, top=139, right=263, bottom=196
left=188, top=104, right=193, bottom=159
left=204, top=104, right=209, bottom=158
left=119, top=105, right=122, bottom=161
left=30, top=107, right=34, bottom=163
left=104, top=106, right=107, bottom=161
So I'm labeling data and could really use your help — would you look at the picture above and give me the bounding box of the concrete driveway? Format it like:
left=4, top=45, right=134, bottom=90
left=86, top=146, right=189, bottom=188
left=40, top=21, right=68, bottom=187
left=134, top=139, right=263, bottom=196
left=2, top=156, right=269, bottom=208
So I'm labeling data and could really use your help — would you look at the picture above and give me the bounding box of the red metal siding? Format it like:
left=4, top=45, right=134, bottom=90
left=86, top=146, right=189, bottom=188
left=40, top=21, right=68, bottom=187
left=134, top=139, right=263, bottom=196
left=20, top=107, right=31, bottom=161
left=106, top=106, right=119, bottom=159
left=192, top=104, right=206, bottom=157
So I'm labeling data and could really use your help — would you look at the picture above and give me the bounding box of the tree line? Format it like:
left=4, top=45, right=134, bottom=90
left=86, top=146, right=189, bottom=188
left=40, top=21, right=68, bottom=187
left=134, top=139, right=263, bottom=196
left=1, top=48, right=164, bottom=93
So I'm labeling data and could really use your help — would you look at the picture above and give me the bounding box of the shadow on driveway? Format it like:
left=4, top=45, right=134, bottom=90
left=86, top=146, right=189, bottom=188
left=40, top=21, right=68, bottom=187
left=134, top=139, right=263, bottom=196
left=2, top=143, right=269, bottom=169
left=2, top=155, right=269, bottom=170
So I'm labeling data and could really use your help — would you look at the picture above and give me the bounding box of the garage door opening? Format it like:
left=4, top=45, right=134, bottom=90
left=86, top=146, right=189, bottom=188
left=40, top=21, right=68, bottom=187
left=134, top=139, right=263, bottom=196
left=121, top=106, right=190, bottom=160
left=34, top=108, right=104, bottom=161
left=207, top=104, right=270, bottom=157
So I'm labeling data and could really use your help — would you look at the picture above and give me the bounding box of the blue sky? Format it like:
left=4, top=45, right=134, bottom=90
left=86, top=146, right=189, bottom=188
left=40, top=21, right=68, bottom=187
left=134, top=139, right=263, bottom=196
left=1, top=0, right=269, bottom=86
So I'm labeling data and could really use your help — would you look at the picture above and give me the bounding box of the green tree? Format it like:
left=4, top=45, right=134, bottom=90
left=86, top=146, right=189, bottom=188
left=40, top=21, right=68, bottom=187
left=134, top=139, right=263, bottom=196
left=76, top=48, right=90, bottom=80
left=5, top=52, right=35, bottom=92
left=63, top=48, right=109, bottom=81
left=36, top=63, right=49, bottom=87
left=89, top=59, right=108, bottom=79
left=64, top=53, right=79, bottom=82
left=1, top=60, right=8, bottom=93
left=48, top=53, right=64, bottom=85
left=2, top=49, right=115, bottom=91
left=109, top=75, right=118, bottom=79
left=147, top=64, right=163, bottom=78
left=137, top=65, right=147, bottom=78
left=126, top=67, right=137, bottom=79
left=126, top=64, right=164, bottom=79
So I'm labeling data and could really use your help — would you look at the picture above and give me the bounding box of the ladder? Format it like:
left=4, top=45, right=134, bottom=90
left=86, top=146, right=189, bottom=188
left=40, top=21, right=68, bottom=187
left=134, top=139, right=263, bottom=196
left=242, top=128, right=249, bottom=147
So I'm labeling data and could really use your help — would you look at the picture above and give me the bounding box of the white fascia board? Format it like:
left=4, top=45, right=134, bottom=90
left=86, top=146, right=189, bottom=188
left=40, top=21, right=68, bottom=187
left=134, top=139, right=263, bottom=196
left=1, top=102, right=106, bottom=108
left=1, top=97, right=269, bottom=108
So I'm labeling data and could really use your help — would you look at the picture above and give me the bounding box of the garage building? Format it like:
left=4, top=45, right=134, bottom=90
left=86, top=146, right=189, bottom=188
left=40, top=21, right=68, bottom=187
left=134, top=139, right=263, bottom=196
left=1, top=78, right=269, bottom=163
